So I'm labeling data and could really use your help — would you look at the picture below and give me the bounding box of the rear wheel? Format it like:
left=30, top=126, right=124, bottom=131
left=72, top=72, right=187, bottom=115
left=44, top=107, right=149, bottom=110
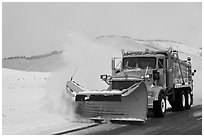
left=153, top=95, right=166, bottom=117
left=185, top=92, right=192, bottom=109
left=172, top=90, right=185, bottom=111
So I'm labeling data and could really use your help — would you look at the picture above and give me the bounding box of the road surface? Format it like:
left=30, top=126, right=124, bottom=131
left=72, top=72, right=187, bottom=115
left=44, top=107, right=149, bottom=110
left=67, top=105, right=202, bottom=135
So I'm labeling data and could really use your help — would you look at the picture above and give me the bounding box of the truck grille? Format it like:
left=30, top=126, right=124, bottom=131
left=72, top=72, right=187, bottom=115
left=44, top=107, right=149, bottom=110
left=112, top=81, right=138, bottom=90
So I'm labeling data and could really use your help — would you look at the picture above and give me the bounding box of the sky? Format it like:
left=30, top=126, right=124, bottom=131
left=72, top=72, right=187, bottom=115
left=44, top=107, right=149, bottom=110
left=2, top=2, right=202, bottom=58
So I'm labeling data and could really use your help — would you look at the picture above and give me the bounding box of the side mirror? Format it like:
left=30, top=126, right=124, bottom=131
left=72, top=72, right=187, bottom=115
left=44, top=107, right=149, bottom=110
left=192, top=70, right=196, bottom=76
left=100, top=74, right=107, bottom=81
left=100, top=74, right=112, bottom=85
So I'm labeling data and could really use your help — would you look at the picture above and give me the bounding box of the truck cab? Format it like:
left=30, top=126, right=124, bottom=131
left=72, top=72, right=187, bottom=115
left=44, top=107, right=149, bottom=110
left=110, top=49, right=167, bottom=90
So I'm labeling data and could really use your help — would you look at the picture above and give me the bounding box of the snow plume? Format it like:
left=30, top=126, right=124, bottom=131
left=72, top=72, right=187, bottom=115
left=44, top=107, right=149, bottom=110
left=61, top=32, right=120, bottom=90
left=42, top=32, right=119, bottom=121
left=43, top=66, right=77, bottom=121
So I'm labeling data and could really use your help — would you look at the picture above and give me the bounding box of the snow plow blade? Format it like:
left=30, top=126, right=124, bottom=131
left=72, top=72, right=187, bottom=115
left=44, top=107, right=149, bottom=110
left=66, top=81, right=148, bottom=122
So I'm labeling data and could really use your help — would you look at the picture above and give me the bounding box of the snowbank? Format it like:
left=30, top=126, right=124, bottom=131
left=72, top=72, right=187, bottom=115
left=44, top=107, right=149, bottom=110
left=2, top=68, right=75, bottom=134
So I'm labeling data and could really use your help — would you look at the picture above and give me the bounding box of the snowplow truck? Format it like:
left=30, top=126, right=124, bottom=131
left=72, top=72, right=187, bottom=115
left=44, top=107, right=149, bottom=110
left=66, top=48, right=196, bottom=122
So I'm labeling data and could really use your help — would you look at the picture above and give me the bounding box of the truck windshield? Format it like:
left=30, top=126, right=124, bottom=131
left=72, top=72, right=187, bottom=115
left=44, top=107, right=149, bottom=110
left=123, top=57, right=156, bottom=69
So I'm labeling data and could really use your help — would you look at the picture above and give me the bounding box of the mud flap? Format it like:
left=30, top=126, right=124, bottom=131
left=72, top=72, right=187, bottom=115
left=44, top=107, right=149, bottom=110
left=75, top=82, right=148, bottom=122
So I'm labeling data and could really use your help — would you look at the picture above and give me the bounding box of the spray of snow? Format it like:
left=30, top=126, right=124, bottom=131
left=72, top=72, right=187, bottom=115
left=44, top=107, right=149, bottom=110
left=61, top=32, right=121, bottom=90
left=42, top=66, right=76, bottom=121
left=42, top=32, right=121, bottom=121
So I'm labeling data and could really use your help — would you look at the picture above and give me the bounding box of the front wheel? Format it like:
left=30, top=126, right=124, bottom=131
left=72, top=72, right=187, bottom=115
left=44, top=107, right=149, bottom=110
left=153, top=97, right=166, bottom=117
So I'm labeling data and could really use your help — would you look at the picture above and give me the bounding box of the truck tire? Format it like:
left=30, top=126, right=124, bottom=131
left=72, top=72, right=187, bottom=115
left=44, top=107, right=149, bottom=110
left=191, top=94, right=193, bottom=105
left=185, top=92, right=192, bottom=109
left=153, top=95, right=166, bottom=117
left=172, top=90, right=185, bottom=111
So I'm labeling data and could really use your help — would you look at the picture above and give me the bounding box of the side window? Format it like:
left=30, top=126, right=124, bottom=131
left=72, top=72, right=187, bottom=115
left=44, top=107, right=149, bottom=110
left=158, top=59, right=164, bottom=68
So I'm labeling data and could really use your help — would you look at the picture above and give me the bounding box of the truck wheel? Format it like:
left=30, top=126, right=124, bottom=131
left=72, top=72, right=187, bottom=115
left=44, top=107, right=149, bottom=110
left=185, top=93, right=192, bottom=109
left=172, top=91, right=185, bottom=111
left=153, top=97, right=166, bottom=117
left=177, top=91, right=185, bottom=111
